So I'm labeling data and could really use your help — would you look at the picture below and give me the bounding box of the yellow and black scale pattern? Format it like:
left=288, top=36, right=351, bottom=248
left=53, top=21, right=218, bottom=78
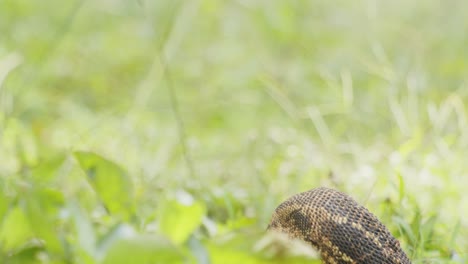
left=268, top=187, right=411, bottom=264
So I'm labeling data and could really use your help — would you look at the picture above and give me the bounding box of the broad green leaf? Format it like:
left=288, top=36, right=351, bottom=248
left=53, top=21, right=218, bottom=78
left=159, top=193, right=206, bottom=245
left=74, top=151, right=134, bottom=219
left=0, top=206, right=34, bottom=251
left=99, top=224, right=185, bottom=264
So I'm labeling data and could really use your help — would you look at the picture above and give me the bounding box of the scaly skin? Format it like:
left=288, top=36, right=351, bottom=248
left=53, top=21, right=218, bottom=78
left=268, top=187, right=411, bottom=264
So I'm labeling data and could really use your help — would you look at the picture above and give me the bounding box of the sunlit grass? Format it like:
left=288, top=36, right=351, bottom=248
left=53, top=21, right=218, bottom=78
left=1, top=0, right=467, bottom=263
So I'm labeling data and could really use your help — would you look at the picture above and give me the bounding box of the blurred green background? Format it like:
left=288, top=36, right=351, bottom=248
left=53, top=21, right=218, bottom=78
left=1, top=0, right=467, bottom=263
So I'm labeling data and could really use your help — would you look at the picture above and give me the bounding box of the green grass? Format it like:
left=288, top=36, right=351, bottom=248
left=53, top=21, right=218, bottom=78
left=1, top=0, right=467, bottom=263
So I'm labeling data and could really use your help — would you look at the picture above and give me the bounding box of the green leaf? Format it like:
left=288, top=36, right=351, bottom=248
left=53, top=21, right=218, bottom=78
left=99, top=224, right=185, bottom=264
left=74, top=151, right=134, bottom=219
left=159, top=192, right=206, bottom=245
left=0, top=206, right=34, bottom=251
